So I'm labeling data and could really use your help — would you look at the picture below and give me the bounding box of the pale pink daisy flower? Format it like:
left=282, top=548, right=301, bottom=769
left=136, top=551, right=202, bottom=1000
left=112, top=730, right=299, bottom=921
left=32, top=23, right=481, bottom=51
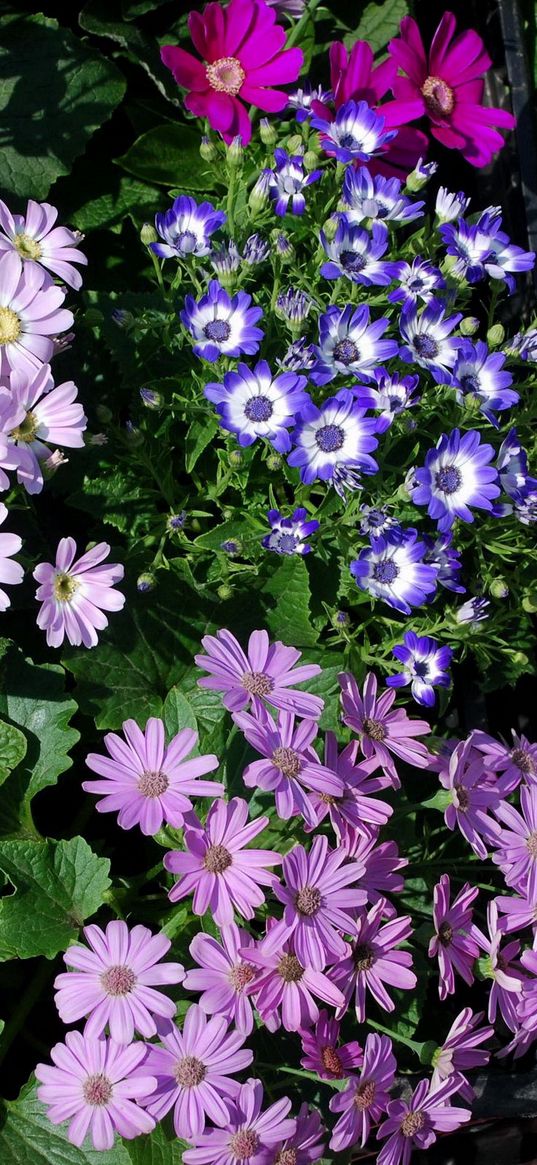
left=430, top=1008, right=493, bottom=1102
left=182, top=1078, right=296, bottom=1165
left=184, top=923, right=257, bottom=1035
left=33, top=537, right=125, bottom=648
left=0, top=251, right=73, bottom=375
left=195, top=628, right=323, bottom=720
left=304, top=732, right=393, bottom=843
left=377, top=1074, right=471, bottom=1165
left=0, top=198, right=87, bottom=289
left=270, top=1103, right=325, bottom=1165
left=0, top=502, right=23, bottom=610
left=244, top=924, right=345, bottom=1032
left=0, top=363, right=86, bottom=494
left=473, top=900, right=525, bottom=1031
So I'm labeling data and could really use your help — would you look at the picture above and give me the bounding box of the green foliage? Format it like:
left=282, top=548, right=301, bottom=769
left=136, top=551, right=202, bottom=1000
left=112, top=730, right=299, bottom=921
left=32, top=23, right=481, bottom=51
left=0, top=650, right=79, bottom=808
left=345, top=0, right=409, bottom=52
left=117, top=125, right=220, bottom=189
left=0, top=1082, right=131, bottom=1165
left=0, top=721, right=26, bottom=788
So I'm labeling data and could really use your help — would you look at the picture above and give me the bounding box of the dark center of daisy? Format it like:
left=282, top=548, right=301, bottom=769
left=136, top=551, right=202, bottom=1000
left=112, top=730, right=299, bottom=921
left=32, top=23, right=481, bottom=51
left=401, top=1110, right=426, bottom=1137
left=339, top=132, right=361, bottom=149
left=438, top=922, right=453, bottom=947
left=230, top=1130, right=260, bottom=1159
left=53, top=571, right=79, bottom=602
left=421, top=75, right=455, bottom=117
left=413, top=333, right=438, bottom=359
left=206, top=56, right=246, bottom=96
left=455, top=785, right=470, bottom=811
left=241, top=670, right=274, bottom=697
left=408, top=277, right=425, bottom=292
left=271, top=746, right=302, bottom=778
left=138, top=770, right=169, bottom=797
left=527, top=832, right=537, bottom=859
left=460, top=374, right=480, bottom=394
left=353, top=942, right=376, bottom=971
left=333, top=339, right=359, bottom=365
left=413, top=660, right=429, bottom=679
left=275, top=533, right=299, bottom=554
left=319, top=792, right=338, bottom=804
left=10, top=410, right=39, bottom=443
left=174, top=1055, right=207, bottom=1088
left=435, top=465, right=462, bottom=495
left=295, top=885, right=322, bottom=916
left=100, top=963, right=137, bottom=996
left=203, top=319, right=231, bottom=342
left=512, top=748, right=536, bottom=775
left=339, top=250, right=367, bottom=273
left=228, top=961, right=256, bottom=992
left=244, top=395, right=273, bottom=422
left=277, top=953, right=304, bottom=982
left=320, top=1045, right=344, bottom=1077
left=315, top=423, right=345, bottom=453
left=354, top=1079, right=377, bottom=1110
left=362, top=717, right=386, bottom=741
left=203, top=844, right=233, bottom=873
left=82, top=1073, right=113, bottom=1106
left=373, top=560, right=399, bottom=584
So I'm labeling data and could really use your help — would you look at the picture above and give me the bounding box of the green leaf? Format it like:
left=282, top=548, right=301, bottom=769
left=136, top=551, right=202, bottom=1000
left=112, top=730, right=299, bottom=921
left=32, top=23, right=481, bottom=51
left=0, top=13, right=126, bottom=201
left=79, top=1, right=179, bottom=104
left=125, top=1123, right=189, bottom=1165
left=346, top=0, right=408, bottom=53
left=163, top=688, right=198, bottom=738
left=68, top=176, right=162, bottom=233
left=261, top=557, right=319, bottom=647
left=0, top=650, right=79, bottom=807
left=185, top=418, right=219, bottom=474
left=0, top=837, right=111, bottom=961
left=0, top=1081, right=130, bottom=1165
left=0, top=720, right=26, bottom=787
left=117, top=124, right=218, bottom=189
left=122, top=0, right=172, bottom=19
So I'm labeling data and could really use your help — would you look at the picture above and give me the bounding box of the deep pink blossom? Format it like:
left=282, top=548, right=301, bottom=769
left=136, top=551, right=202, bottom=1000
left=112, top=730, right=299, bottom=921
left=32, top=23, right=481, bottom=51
left=300, top=1010, right=362, bottom=1081
left=0, top=199, right=87, bottom=289
left=329, top=1033, right=396, bottom=1151
left=184, top=923, right=257, bottom=1035
left=431, top=1008, right=493, bottom=1102
left=377, top=1074, right=471, bottom=1165
left=182, top=1078, right=296, bottom=1165
left=428, top=874, right=479, bottom=1000
left=245, top=926, right=345, bottom=1032
left=304, top=732, right=393, bottom=844
left=33, top=538, right=125, bottom=648
left=195, top=628, right=323, bottom=720
left=339, top=670, right=431, bottom=785
left=0, top=251, right=73, bottom=375
left=0, top=363, right=86, bottom=494
left=331, top=898, right=416, bottom=1022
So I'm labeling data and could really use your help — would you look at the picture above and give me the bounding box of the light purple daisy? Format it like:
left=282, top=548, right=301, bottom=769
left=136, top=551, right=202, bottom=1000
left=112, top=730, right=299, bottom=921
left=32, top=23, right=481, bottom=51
left=0, top=198, right=87, bottom=289
left=341, top=167, right=424, bottom=225
left=331, top=899, right=416, bottom=1022
left=0, top=363, right=86, bottom=494
left=428, top=874, right=479, bottom=1000
left=151, top=196, right=226, bottom=259
left=431, top=1008, right=493, bottom=1102
left=182, top=1078, right=296, bottom=1165
left=329, top=1034, right=396, bottom=1151
left=386, top=631, right=453, bottom=707
left=472, top=729, right=537, bottom=791
left=244, top=927, right=345, bottom=1032
left=437, top=737, right=501, bottom=859
left=261, top=508, right=319, bottom=556
left=320, top=220, right=398, bottom=285
left=180, top=280, right=264, bottom=362
left=0, top=251, right=74, bottom=375
left=164, top=797, right=281, bottom=927
left=495, top=884, right=537, bottom=942
left=144, top=1004, right=252, bottom=1140
left=389, top=257, right=445, bottom=307
left=422, top=532, right=465, bottom=593
left=350, top=527, right=439, bottom=616
left=270, top=1103, right=325, bottom=1165
left=343, top=832, right=407, bottom=911
left=266, top=149, right=321, bottom=216
left=204, top=361, right=309, bottom=452
left=473, top=900, right=524, bottom=1031
left=450, top=341, right=518, bottom=426
left=353, top=368, right=420, bottom=432
left=339, top=670, right=432, bottom=785
left=300, top=1010, right=362, bottom=1081
left=288, top=390, right=378, bottom=486
left=35, top=1032, right=156, bottom=1150
left=287, top=82, right=332, bottom=123
left=311, top=303, right=398, bottom=386
left=410, top=428, right=500, bottom=532
left=0, top=502, right=23, bottom=610
left=399, top=299, right=463, bottom=384
left=304, top=732, right=393, bottom=844
left=376, top=1075, right=471, bottom=1165
left=311, top=100, right=397, bottom=164
left=491, top=785, right=537, bottom=900
left=83, top=717, right=222, bottom=836
left=456, top=596, right=490, bottom=625
left=53, top=920, right=184, bottom=1043
left=184, top=923, right=257, bottom=1036
left=33, top=538, right=124, bottom=648
left=195, top=628, right=323, bottom=720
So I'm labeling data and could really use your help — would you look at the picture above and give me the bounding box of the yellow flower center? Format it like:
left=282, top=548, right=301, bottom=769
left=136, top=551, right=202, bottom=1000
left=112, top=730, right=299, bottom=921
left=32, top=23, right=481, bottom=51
left=421, top=75, right=455, bottom=117
left=0, top=306, right=21, bottom=345
left=54, top=572, right=79, bottom=602
left=14, top=233, right=42, bottom=261
left=11, top=411, right=38, bottom=444
left=206, top=56, right=245, bottom=96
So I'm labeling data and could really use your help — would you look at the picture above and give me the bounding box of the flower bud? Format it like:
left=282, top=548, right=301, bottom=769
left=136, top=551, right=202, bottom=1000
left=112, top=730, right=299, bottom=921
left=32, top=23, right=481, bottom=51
left=229, top=449, right=243, bottom=466
left=303, top=150, right=320, bottom=172
left=43, top=450, right=68, bottom=478
left=125, top=420, right=144, bottom=447
left=226, top=135, right=243, bottom=167
left=321, top=215, right=339, bottom=242
left=272, top=231, right=294, bottom=261
left=286, top=134, right=304, bottom=154
left=111, top=308, right=133, bottom=329
left=260, top=118, right=277, bottom=147
left=200, top=135, right=218, bottom=163
left=140, top=222, right=158, bottom=246
left=96, top=404, right=113, bottom=424
left=332, top=610, right=350, bottom=628
left=220, top=540, right=241, bottom=556
left=137, top=572, right=156, bottom=594
left=217, top=583, right=233, bottom=600
left=405, top=157, right=438, bottom=193
left=459, top=316, right=480, bottom=337
left=487, top=323, right=505, bottom=348
left=267, top=454, right=282, bottom=471
left=490, top=578, right=509, bottom=599
left=167, top=511, right=187, bottom=532
left=248, top=171, right=271, bottom=214
left=139, top=387, right=162, bottom=409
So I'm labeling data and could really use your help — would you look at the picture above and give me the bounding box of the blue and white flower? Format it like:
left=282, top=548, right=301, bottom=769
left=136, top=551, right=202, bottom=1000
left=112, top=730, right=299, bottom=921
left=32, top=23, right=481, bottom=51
left=242, top=234, right=270, bottom=265
left=353, top=368, right=420, bottom=432
left=434, top=188, right=471, bottom=223
left=482, top=226, right=536, bottom=293
left=204, top=360, right=309, bottom=451
left=509, top=328, right=537, bottom=362
left=180, top=280, right=264, bottom=362
left=513, top=490, right=537, bottom=525
left=276, top=288, right=312, bottom=325
left=422, top=533, right=465, bottom=594
left=456, top=597, right=490, bottom=625
left=406, top=157, right=438, bottom=191
left=496, top=428, right=536, bottom=497
left=277, top=338, right=316, bottom=372
left=311, top=303, right=398, bottom=386
left=210, top=240, right=241, bottom=277
left=399, top=300, right=462, bottom=384
left=152, top=196, right=226, bottom=259
left=389, top=258, right=445, bottom=308
left=342, top=167, right=424, bottom=225
left=409, top=428, right=500, bottom=532
left=266, top=149, right=322, bottom=216
left=359, top=505, right=403, bottom=540
left=287, top=82, right=332, bottom=123
left=439, top=213, right=498, bottom=283
left=288, top=389, right=378, bottom=485
left=386, top=631, right=453, bottom=707
left=350, top=528, right=438, bottom=615
left=450, top=341, right=519, bottom=426
left=320, top=219, right=398, bottom=285
left=311, top=100, right=397, bottom=164
left=262, top=508, right=319, bottom=555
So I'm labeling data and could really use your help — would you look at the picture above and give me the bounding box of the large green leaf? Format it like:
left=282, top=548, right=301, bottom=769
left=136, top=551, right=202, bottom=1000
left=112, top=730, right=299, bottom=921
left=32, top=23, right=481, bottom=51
left=79, top=1, right=179, bottom=104
left=345, top=0, right=408, bottom=53
left=67, top=175, right=162, bottom=233
left=126, top=1124, right=189, bottom=1165
left=261, top=557, right=319, bottom=647
left=0, top=837, right=111, bottom=961
left=117, top=125, right=219, bottom=189
left=0, top=1081, right=130, bottom=1165
left=0, top=720, right=26, bottom=788
left=163, top=688, right=198, bottom=738
left=0, top=13, right=126, bottom=201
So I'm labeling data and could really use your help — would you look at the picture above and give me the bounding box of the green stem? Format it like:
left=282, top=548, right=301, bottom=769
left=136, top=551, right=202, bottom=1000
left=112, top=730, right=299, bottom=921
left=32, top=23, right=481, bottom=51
left=0, top=959, right=54, bottom=1068
left=226, top=166, right=238, bottom=237
left=285, top=0, right=323, bottom=48
left=367, top=1018, right=424, bottom=1056
left=149, top=250, right=165, bottom=296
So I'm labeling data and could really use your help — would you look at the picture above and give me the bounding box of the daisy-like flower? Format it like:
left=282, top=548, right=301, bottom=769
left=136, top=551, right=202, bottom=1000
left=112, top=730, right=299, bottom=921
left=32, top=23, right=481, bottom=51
left=275, top=288, right=311, bottom=328
left=305, top=732, right=393, bottom=843
left=341, top=167, right=424, bottom=225
left=261, top=508, right=319, bottom=557
left=438, top=737, right=501, bottom=858
left=312, top=303, right=398, bottom=386
left=232, top=705, right=343, bottom=829
left=35, top=1032, right=156, bottom=1150
left=350, top=527, right=439, bottom=616
left=144, top=1004, right=252, bottom=1140
left=0, top=198, right=87, bottom=289
left=450, top=341, right=518, bottom=426
left=473, top=902, right=524, bottom=1031
left=358, top=504, right=404, bottom=539
left=245, top=928, right=345, bottom=1032
left=53, top=920, right=184, bottom=1043
left=83, top=718, right=222, bottom=836
left=332, top=899, right=416, bottom=1022
left=354, top=368, right=421, bottom=432
left=265, top=149, right=321, bottom=216
left=0, top=251, right=74, bottom=375
left=329, top=1034, right=396, bottom=1151
left=195, top=627, right=323, bottom=720
left=339, top=669, right=431, bottom=783
left=399, top=300, right=462, bottom=384
left=422, top=532, right=465, bottom=593
left=242, top=233, right=270, bottom=266
left=0, top=502, right=23, bottom=610
left=320, top=219, right=398, bottom=286
left=164, top=797, right=281, bottom=926
left=182, top=1078, right=296, bottom=1165
left=434, top=188, right=471, bottom=223
left=152, top=196, right=226, bottom=259
left=311, top=99, right=397, bottom=164
left=431, top=1008, right=493, bottom=1102
left=410, top=428, right=500, bottom=532
left=386, top=631, right=453, bottom=707
left=204, top=361, right=309, bottom=452
left=492, top=785, right=537, bottom=900
left=181, top=280, right=263, bottom=362
left=33, top=538, right=125, bottom=649
left=439, top=212, right=500, bottom=284
left=388, top=257, right=445, bottom=308
left=473, top=729, right=537, bottom=790
left=300, top=1010, right=362, bottom=1081
left=184, top=924, right=257, bottom=1036
left=270, top=1104, right=325, bottom=1165
left=287, top=82, right=332, bottom=123
left=344, top=832, right=407, bottom=908
left=160, top=0, right=303, bottom=146
left=377, top=1075, right=471, bottom=1165
left=496, top=427, right=536, bottom=498
left=288, top=390, right=378, bottom=486
left=428, top=874, right=479, bottom=1000
left=0, top=363, right=86, bottom=494
left=388, top=11, right=515, bottom=167
left=477, top=211, right=535, bottom=291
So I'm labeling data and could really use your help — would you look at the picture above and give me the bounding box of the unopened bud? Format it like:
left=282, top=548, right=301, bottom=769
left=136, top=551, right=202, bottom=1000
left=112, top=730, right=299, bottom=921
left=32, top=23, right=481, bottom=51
left=220, top=540, right=241, bottom=556
left=321, top=215, right=339, bottom=242
left=248, top=171, right=271, bottom=214
left=140, top=222, right=158, bottom=246
left=229, top=449, right=243, bottom=466
left=137, top=572, right=156, bottom=594
left=487, top=323, right=505, bottom=348
left=217, top=583, right=233, bottom=600
left=303, top=150, right=320, bottom=172
left=167, top=511, right=187, bottom=532
left=459, top=316, right=480, bottom=337
left=332, top=610, right=350, bottom=628
left=139, top=387, right=162, bottom=409
left=125, top=421, right=143, bottom=447
left=287, top=134, right=304, bottom=154
left=490, top=578, right=509, bottom=599
left=405, top=157, right=438, bottom=193
left=200, top=135, right=218, bottom=162
left=260, top=118, right=277, bottom=147
left=267, top=454, right=282, bottom=471
left=227, top=135, right=243, bottom=167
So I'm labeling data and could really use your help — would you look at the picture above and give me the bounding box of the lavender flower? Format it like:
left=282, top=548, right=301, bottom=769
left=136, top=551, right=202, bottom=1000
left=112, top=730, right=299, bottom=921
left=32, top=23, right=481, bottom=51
left=184, top=924, right=257, bottom=1036
left=305, top=732, right=393, bottom=843
left=410, top=428, right=500, bottom=532
left=434, top=188, right=471, bottom=223
left=312, top=303, right=398, bottom=385
left=271, top=1104, right=325, bottom=1165
left=353, top=368, right=421, bottom=431
left=342, top=167, right=424, bottom=225
left=311, top=100, right=397, bottom=163
left=350, top=528, right=439, bottom=615
left=422, top=533, right=465, bottom=593
left=428, top=874, right=479, bottom=1000
left=431, top=1008, right=493, bottom=1102
left=0, top=198, right=87, bottom=289
left=152, top=196, right=226, bottom=259
left=245, top=928, right=345, bottom=1032
left=195, top=628, right=323, bottom=719
left=492, top=785, right=537, bottom=900
left=204, top=361, right=309, bottom=452
left=387, top=631, right=453, bottom=707
left=450, top=341, right=518, bottom=425
left=182, top=1079, right=296, bottom=1165
left=331, top=899, right=416, bottom=1022
left=181, top=280, right=263, bottom=362
left=320, top=220, right=398, bottom=285
left=266, top=150, right=321, bottom=216
left=389, top=257, right=445, bottom=307
left=438, top=738, right=501, bottom=858
left=329, top=1034, right=396, bottom=1150
left=456, top=596, right=490, bottom=625
left=0, top=251, right=74, bottom=375
left=33, top=538, right=124, bottom=649
left=399, top=300, right=462, bottom=383
left=262, top=508, right=319, bottom=556
left=377, top=1076, right=471, bottom=1165
left=288, top=391, right=378, bottom=485
left=339, top=669, right=432, bottom=783
left=0, top=363, right=85, bottom=494
left=473, top=901, right=524, bottom=1030
left=0, top=502, right=23, bottom=609
left=300, top=1010, right=362, bottom=1080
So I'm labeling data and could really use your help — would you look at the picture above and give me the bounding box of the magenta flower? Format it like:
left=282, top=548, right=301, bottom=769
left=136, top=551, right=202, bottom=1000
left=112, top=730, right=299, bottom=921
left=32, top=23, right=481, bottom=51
left=0, top=502, right=23, bottom=610
left=144, top=1003, right=252, bottom=1140
left=329, top=1034, right=396, bottom=1151
left=305, top=732, right=393, bottom=843
left=0, top=363, right=86, bottom=494
left=33, top=538, right=125, bottom=648
left=161, top=0, right=303, bottom=146
left=339, top=670, right=431, bottom=786
left=0, top=251, right=73, bottom=375
left=0, top=198, right=87, bottom=289
left=182, top=1078, right=296, bottom=1165
left=428, top=874, right=479, bottom=1000
left=262, top=834, right=367, bottom=970
left=232, top=706, right=343, bottom=828
left=473, top=900, right=524, bottom=1031
left=492, top=785, right=537, bottom=900
left=271, top=1103, right=325, bottom=1165
left=343, top=832, right=407, bottom=913
left=431, top=1008, right=493, bottom=1102
left=377, top=1075, right=471, bottom=1165
left=83, top=717, right=222, bottom=836
left=53, top=920, right=184, bottom=1043
left=35, top=1032, right=156, bottom=1150
left=164, top=797, right=281, bottom=926
left=196, top=628, right=322, bottom=720
left=244, top=926, right=345, bottom=1032
left=184, top=923, right=257, bottom=1036
left=438, top=737, right=501, bottom=858
left=331, top=899, right=416, bottom=1022
left=300, top=1010, right=362, bottom=1080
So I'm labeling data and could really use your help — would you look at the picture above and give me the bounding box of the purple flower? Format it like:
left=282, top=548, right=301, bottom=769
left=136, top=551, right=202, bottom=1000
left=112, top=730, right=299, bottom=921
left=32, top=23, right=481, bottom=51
left=473, top=729, right=537, bottom=790
left=311, top=100, right=397, bottom=164
left=195, top=628, right=323, bottom=720
left=439, top=213, right=499, bottom=283
left=312, top=303, right=398, bottom=386
left=152, top=196, right=226, bottom=259
left=242, top=234, right=270, bottom=266
left=287, top=82, right=331, bottom=123
left=0, top=198, right=87, bottom=289
left=358, top=504, right=403, bottom=539
left=83, top=717, right=222, bottom=836
left=181, top=280, right=263, bottom=362
left=350, top=527, right=439, bottom=615
left=342, top=167, right=424, bottom=225
left=144, top=1004, right=252, bottom=1140
left=386, top=631, right=453, bottom=707
left=495, top=884, right=537, bottom=941
left=210, top=240, right=241, bottom=278
left=300, top=1010, right=362, bottom=1080
left=0, top=251, right=74, bottom=375
left=164, top=797, right=281, bottom=926
left=353, top=368, right=421, bottom=432
left=473, top=901, right=524, bottom=1030
left=492, top=785, right=537, bottom=900
left=410, top=428, right=500, bottom=532
left=339, top=669, right=431, bottom=784
left=262, top=834, right=367, bottom=969
left=435, top=188, right=471, bottom=223
left=232, top=706, right=343, bottom=829
left=35, top=1032, right=156, bottom=1149
left=33, top=538, right=124, bottom=648
left=53, top=920, right=184, bottom=1042
left=271, top=1103, right=325, bottom=1165
left=431, top=1008, right=493, bottom=1102
left=275, top=288, right=311, bottom=327
left=331, top=899, right=416, bottom=1022
left=496, top=427, right=536, bottom=498
left=0, top=502, right=23, bottom=609
left=389, top=257, right=445, bottom=308
left=456, top=596, right=490, bottom=625
left=0, top=363, right=86, bottom=494
left=428, top=874, right=479, bottom=1000
left=377, top=1075, right=471, bottom=1165
left=288, top=390, right=378, bottom=485
left=182, top=1078, right=296, bottom=1165
left=184, top=924, right=257, bottom=1036
left=245, top=928, right=345, bottom=1032
left=320, top=220, right=398, bottom=286
left=329, top=1034, right=396, bottom=1150
left=344, top=832, right=407, bottom=910
left=399, top=300, right=462, bottom=384
left=304, top=732, right=393, bottom=843
left=450, top=341, right=518, bottom=426
left=278, top=337, right=316, bottom=372
left=479, top=213, right=535, bottom=292
left=266, top=149, right=321, bottom=216
left=204, top=361, right=309, bottom=452
left=422, top=532, right=465, bottom=593
left=438, top=737, right=501, bottom=858
left=261, top=508, right=319, bottom=556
